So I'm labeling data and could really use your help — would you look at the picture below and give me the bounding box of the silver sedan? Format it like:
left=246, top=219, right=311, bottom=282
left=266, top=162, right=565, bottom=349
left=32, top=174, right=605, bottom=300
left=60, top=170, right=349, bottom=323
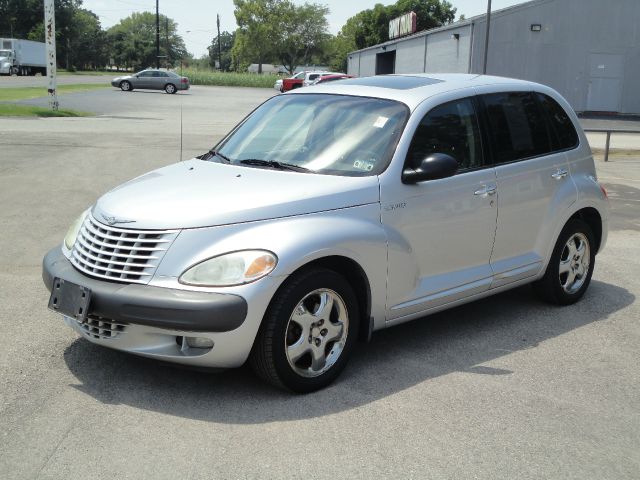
left=111, top=69, right=190, bottom=94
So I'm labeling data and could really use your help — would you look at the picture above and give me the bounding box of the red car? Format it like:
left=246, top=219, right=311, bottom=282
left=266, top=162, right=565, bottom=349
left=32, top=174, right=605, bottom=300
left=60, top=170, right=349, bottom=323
left=281, top=71, right=337, bottom=92
left=312, top=74, right=354, bottom=85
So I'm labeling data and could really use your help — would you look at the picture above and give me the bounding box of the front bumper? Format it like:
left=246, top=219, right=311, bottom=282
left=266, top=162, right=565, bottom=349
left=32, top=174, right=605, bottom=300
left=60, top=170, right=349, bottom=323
left=43, top=246, right=247, bottom=332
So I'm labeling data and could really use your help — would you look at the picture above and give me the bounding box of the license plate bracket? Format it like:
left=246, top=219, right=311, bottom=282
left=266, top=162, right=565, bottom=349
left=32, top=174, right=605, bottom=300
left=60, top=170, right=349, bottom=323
left=48, top=278, right=91, bottom=322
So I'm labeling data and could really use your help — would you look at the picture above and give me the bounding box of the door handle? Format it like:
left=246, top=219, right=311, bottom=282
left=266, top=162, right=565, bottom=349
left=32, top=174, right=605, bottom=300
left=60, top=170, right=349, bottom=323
left=551, top=168, right=568, bottom=180
left=474, top=185, right=497, bottom=197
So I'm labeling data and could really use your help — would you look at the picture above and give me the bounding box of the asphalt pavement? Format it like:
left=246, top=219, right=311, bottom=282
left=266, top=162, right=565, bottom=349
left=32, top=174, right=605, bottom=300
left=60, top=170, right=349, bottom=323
left=0, top=82, right=639, bottom=479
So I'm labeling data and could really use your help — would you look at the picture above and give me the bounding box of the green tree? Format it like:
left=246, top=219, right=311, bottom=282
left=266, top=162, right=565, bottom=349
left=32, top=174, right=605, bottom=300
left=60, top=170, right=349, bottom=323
left=233, top=0, right=282, bottom=73
left=207, top=30, right=235, bottom=71
left=274, top=2, right=330, bottom=74
left=338, top=0, right=456, bottom=52
left=0, top=0, right=93, bottom=69
left=68, top=9, right=108, bottom=69
left=107, top=12, right=187, bottom=71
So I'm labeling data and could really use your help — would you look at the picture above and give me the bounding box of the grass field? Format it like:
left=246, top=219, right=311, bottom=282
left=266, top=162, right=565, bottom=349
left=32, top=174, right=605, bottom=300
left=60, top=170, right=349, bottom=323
left=180, top=69, right=280, bottom=88
left=0, top=83, right=108, bottom=102
left=0, top=104, right=90, bottom=117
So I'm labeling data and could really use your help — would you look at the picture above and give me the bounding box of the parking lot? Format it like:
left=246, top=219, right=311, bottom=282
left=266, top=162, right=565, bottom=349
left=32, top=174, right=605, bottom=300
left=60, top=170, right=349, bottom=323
left=1, top=79, right=639, bottom=479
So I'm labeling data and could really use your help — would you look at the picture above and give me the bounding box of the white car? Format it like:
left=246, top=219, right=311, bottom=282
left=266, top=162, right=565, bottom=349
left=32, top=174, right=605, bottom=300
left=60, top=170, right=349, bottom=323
left=44, top=74, right=609, bottom=392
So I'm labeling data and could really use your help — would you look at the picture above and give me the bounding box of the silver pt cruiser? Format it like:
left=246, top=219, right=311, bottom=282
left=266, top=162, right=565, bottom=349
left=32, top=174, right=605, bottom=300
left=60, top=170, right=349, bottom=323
left=43, top=74, right=609, bottom=392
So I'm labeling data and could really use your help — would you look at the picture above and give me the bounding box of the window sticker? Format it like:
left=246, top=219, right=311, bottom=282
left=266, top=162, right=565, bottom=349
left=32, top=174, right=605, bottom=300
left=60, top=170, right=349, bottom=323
left=373, top=116, right=389, bottom=128
left=353, top=160, right=375, bottom=171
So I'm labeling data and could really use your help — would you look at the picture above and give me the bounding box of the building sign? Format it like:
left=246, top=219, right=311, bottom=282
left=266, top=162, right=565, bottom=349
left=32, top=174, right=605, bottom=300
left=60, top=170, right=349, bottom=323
left=389, top=11, right=417, bottom=40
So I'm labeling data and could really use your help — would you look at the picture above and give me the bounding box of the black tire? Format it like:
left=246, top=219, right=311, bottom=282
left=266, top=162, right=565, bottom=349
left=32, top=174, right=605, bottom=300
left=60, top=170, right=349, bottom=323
left=165, top=83, right=177, bottom=94
left=533, top=219, right=596, bottom=305
left=120, top=80, right=132, bottom=92
left=250, top=267, right=360, bottom=393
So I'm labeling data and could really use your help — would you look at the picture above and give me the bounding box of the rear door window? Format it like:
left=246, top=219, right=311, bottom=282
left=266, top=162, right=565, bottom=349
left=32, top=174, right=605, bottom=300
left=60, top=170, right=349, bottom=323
left=535, top=93, right=579, bottom=150
left=406, top=98, right=483, bottom=171
left=480, top=92, right=552, bottom=164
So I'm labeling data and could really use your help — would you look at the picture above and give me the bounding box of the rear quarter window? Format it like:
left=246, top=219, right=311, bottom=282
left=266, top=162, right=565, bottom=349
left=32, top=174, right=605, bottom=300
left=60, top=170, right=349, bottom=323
left=535, top=93, right=579, bottom=150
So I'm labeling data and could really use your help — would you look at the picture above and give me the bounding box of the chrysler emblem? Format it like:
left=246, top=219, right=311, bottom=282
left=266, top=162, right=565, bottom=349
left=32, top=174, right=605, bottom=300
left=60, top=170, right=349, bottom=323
left=101, top=213, right=136, bottom=226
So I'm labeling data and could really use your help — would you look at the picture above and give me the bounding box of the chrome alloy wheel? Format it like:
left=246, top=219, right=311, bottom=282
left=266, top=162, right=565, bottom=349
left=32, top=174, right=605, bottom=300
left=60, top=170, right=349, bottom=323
left=559, top=232, right=590, bottom=294
left=285, top=288, right=349, bottom=378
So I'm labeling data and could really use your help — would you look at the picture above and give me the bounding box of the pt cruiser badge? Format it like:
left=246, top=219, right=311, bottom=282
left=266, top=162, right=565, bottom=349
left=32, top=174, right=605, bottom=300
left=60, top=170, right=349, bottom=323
left=100, top=213, right=136, bottom=226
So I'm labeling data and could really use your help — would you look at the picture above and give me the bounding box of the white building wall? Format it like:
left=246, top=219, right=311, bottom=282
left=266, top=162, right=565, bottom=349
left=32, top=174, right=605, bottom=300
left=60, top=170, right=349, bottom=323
left=347, top=0, right=640, bottom=112
left=395, top=37, right=427, bottom=73
left=358, top=50, right=377, bottom=77
left=424, top=25, right=472, bottom=73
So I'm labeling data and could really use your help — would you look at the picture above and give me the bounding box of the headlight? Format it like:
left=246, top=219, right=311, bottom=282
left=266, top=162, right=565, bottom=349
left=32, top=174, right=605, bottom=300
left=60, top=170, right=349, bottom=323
left=179, top=250, right=277, bottom=287
left=64, top=209, right=90, bottom=250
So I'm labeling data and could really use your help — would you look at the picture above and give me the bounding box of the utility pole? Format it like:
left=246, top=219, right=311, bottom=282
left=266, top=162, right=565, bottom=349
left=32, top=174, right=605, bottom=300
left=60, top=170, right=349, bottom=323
left=44, top=0, right=58, bottom=111
left=482, top=0, right=492, bottom=74
left=165, top=17, right=169, bottom=66
left=155, top=0, right=160, bottom=69
left=216, top=14, right=222, bottom=71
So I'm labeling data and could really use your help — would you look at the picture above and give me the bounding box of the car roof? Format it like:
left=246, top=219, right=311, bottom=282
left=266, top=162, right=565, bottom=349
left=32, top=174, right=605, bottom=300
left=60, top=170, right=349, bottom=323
left=288, top=73, right=546, bottom=111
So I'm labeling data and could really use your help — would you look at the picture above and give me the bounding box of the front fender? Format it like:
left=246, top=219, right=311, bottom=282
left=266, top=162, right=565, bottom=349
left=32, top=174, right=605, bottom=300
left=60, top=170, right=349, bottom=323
left=154, top=203, right=388, bottom=329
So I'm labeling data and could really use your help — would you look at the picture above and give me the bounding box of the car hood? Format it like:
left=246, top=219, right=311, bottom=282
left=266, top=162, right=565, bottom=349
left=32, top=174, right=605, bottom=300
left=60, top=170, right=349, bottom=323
left=93, top=159, right=380, bottom=230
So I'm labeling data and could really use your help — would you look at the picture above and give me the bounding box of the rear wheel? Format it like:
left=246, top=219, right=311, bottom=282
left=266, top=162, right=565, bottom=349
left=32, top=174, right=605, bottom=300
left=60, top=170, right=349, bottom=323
left=165, top=83, right=177, bottom=94
left=120, top=80, right=132, bottom=92
left=250, top=268, right=359, bottom=393
left=533, top=219, right=596, bottom=305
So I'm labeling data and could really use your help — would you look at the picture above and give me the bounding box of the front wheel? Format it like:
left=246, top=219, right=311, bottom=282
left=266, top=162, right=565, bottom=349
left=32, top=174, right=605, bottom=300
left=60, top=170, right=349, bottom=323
left=165, top=83, right=176, bottom=94
left=250, top=268, right=359, bottom=393
left=120, top=80, right=132, bottom=92
left=533, top=219, right=596, bottom=305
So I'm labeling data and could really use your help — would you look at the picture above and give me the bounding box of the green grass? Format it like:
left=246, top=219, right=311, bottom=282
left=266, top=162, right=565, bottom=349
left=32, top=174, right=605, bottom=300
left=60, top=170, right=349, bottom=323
left=0, top=104, right=91, bottom=117
left=180, top=69, right=281, bottom=88
left=0, top=83, right=108, bottom=102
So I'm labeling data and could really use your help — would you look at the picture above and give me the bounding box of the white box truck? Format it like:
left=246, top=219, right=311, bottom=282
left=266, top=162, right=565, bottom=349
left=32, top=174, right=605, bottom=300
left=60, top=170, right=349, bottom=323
left=0, top=38, right=47, bottom=76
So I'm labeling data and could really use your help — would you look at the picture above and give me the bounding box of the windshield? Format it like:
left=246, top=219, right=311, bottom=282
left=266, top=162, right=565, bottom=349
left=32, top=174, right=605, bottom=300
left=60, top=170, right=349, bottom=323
left=0, top=50, right=11, bottom=57
left=215, top=94, right=408, bottom=176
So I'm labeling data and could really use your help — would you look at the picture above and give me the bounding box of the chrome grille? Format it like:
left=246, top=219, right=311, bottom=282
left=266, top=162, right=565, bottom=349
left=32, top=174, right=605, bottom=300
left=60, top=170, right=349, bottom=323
left=76, top=314, right=126, bottom=339
left=69, top=214, right=178, bottom=284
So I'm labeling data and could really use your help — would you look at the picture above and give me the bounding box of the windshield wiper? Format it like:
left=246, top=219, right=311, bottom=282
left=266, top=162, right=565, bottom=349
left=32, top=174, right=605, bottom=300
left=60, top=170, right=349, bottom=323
left=239, top=159, right=311, bottom=173
left=202, top=149, right=231, bottom=163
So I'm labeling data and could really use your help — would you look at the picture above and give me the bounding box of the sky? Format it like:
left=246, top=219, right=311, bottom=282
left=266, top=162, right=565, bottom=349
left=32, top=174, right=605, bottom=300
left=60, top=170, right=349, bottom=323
left=82, top=0, right=531, bottom=58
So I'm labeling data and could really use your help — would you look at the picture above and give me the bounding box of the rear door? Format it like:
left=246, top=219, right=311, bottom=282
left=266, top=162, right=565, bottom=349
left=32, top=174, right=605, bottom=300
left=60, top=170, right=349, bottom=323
left=476, top=90, right=577, bottom=287
left=151, top=70, right=165, bottom=89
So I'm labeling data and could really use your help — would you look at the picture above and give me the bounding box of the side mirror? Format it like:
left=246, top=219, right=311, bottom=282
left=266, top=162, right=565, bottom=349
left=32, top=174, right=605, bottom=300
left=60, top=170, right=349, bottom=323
left=402, top=153, right=458, bottom=184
